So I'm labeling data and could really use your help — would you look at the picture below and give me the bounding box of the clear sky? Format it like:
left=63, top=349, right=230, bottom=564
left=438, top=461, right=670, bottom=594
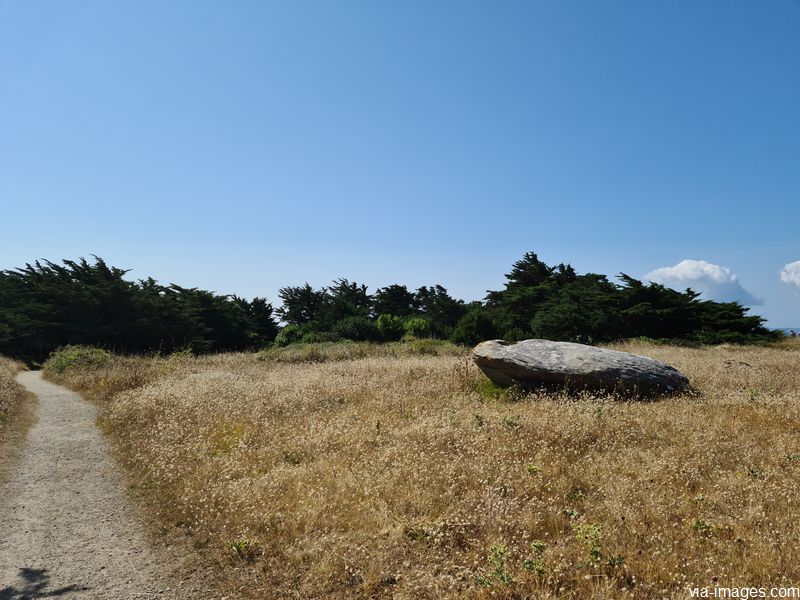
left=1, top=1, right=799, bottom=325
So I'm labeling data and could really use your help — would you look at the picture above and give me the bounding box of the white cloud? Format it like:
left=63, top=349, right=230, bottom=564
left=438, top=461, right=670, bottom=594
left=780, top=260, right=800, bottom=289
left=645, top=259, right=762, bottom=305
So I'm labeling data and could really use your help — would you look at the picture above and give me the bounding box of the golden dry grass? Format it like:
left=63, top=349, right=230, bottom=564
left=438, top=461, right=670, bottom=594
left=0, top=356, right=25, bottom=429
left=257, top=339, right=464, bottom=364
left=45, top=340, right=800, bottom=599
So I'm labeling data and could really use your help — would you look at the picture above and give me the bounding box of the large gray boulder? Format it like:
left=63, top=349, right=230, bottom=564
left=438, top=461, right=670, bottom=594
left=473, top=339, right=689, bottom=396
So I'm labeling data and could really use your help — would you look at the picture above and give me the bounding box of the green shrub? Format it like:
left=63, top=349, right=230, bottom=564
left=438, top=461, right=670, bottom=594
left=275, top=324, right=304, bottom=347
left=376, top=314, right=405, bottom=342
left=299, top=330, right=340, bottom=344
left=45, top=345, right=111, bottom=374
left=331, top=316, right=381, bottom=342
left=403, top=317, right=434, bottom=339
left=451, top=310, right=498, bottom=346
left=472, top=378, right=528, bottom=402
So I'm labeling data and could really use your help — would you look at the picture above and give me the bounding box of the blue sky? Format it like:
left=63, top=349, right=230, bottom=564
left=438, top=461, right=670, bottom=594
left=1, top=1, right=799, bottom=325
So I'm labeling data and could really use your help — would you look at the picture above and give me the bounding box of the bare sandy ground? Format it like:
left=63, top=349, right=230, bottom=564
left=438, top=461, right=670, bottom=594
left=0, top=372, right=208, bottom=599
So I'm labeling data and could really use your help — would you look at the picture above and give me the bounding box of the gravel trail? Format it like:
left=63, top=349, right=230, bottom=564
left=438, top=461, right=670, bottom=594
left=0, top=372, right=204, bottom=599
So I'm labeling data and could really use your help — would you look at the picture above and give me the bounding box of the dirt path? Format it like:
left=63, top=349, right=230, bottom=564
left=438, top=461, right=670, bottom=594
left=0, top=372, right=206, bottom=599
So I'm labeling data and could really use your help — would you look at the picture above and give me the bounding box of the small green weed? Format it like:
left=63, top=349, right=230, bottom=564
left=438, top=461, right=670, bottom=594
left=230, top=537, right=262, bottom=561
left=473, top=413, right=486, bottom=430
left=608, top=555, right=626, bottom=567
left=487, top=544, right=514, bottom=585
left=566, top=488, right=585, bottom=502
left=574, top=523, right=604, bottom=567
left=523, top=540, right=547, bottom=575
left=693, top=518, right=716, bottom=537
left=474, top=543, right=515, bottom=587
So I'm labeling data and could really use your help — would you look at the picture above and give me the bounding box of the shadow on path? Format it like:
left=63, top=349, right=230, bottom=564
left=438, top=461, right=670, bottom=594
left=0, top=567, right=89, bottom=599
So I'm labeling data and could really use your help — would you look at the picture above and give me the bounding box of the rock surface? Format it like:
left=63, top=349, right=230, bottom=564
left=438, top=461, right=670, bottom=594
left=473, top=339, right=689, bottom=396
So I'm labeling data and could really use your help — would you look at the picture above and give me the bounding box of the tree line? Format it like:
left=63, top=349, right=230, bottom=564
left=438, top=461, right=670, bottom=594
left=0, top=258, right=277, bottom=362
left=0, top=253, right=777, bottom=362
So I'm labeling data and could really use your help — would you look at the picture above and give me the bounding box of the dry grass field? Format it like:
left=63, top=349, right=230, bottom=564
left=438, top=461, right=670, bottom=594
left=45, top=340, right=800, bottom=599
left=0, top=356, right=25, bottom=430
left=0, top=356, right=33, bottom=482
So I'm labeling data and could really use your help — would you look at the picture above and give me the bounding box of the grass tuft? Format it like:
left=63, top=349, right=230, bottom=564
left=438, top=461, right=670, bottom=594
left=0, top=356, right=26, bottom=428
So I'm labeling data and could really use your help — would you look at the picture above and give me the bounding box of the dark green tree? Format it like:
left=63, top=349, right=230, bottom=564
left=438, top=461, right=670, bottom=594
left=484, top=251, right=776, bottom=345
left=319, top=279, right=372, bottom=327
left=530, top=274, right=622, bottom=342
left=373, top=284, right=418, bottom=317
left=276, top=283, right=325, bottom=325
left=0, top=257, right=279, bottom=362
left=414, top=285, right=467, bottom=337
left=485, top=253, right=576, bottom=339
